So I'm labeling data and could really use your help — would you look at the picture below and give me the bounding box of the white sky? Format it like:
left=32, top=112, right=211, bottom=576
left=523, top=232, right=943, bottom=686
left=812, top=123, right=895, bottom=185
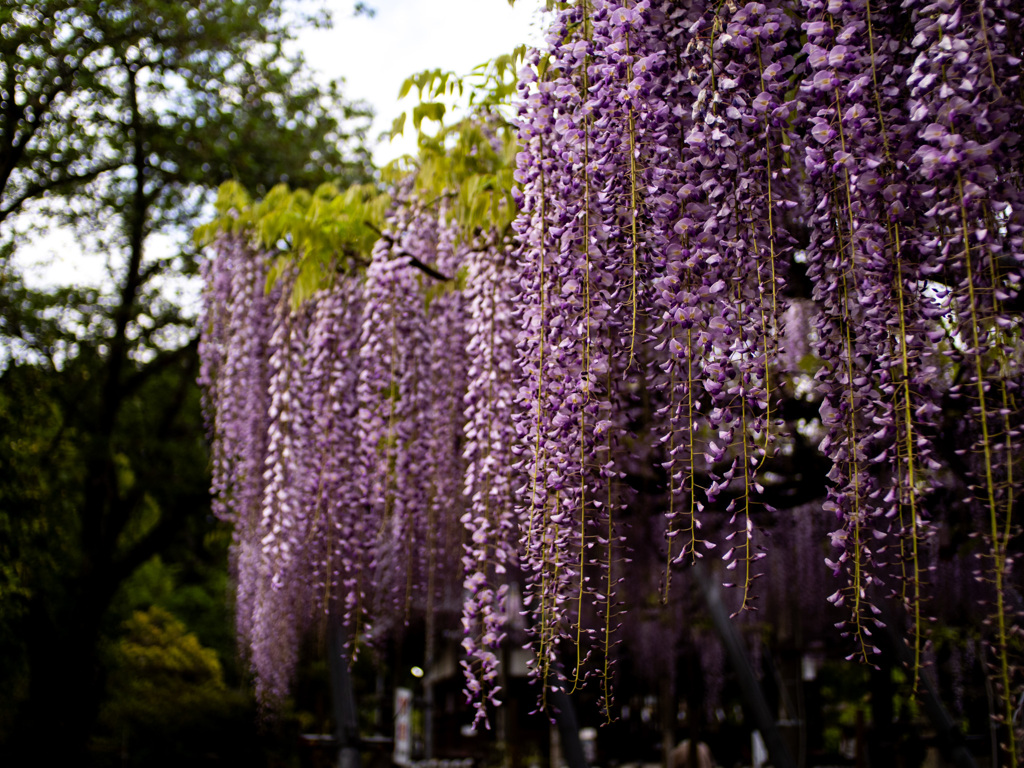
left=301, top=0, right=546, bottom=164
left=19, top=0, right=547, bottom=291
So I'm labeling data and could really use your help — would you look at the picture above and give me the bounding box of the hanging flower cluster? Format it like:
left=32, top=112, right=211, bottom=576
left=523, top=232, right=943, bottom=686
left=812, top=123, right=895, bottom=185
left=460, top=234, right=521, bottom=718
left=200, top=236, right=279, bottom=670
left=201, top=235, right=366, bottom=703
left=200, top=0, right=1023, bottom=753
left=200, top=191, right=520, bottom=713
left=509, top=0, right=1022, bottom=745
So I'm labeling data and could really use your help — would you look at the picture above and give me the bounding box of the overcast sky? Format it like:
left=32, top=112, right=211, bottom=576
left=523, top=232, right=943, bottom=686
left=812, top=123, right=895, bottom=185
left=21, top=0, right=546, bottom=289
left=298, top=0, right=547, bottom=163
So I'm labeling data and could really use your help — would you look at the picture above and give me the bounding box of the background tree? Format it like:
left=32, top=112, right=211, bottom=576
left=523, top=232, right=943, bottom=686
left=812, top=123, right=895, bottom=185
left=98, top=605, right=263, bottom=768
left=0, top=1, right=374, bottom=763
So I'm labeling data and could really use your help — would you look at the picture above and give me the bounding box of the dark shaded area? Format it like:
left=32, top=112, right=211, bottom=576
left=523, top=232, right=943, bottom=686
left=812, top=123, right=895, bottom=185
left=0, top=1, right=374, bottom=764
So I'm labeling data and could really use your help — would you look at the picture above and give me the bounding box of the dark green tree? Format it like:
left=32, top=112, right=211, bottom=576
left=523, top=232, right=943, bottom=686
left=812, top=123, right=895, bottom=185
left=98, top=605, right=263, bottom=767
left=0, top=1, right=374, bottom=762
left=0, top=0, right=372, bottom=226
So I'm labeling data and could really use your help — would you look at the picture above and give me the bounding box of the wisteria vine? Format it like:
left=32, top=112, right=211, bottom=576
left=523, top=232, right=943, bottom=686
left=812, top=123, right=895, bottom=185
left=505, top=0, right=1022, bottom=748
left=199, top=0, right=1024, bottom=756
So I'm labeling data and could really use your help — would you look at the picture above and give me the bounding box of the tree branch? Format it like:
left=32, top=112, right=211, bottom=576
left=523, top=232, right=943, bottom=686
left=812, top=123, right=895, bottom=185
left=121, top=336, right=199, bottom=401
left=405, top=254, right=452, bottom=281
left=364, top=224, right=454, bottom=281
left=0, top=161, right=123, bottom=225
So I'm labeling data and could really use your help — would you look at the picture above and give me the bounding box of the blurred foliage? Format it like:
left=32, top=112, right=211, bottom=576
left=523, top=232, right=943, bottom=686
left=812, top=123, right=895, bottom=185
left=94, top=604, right=292, bottom=767
left=0, top=260, right=215, bottom=735
left=387, top=53, right=523, bottom=234
left=103, top=606, right=227, bottom=726
left=196, top=180, right=391, bottom=308
left=199, top=50, right=525, bottom=307
left=0, top=1, right=377, bottom=762
left=0, top=0, right=374, bottom=237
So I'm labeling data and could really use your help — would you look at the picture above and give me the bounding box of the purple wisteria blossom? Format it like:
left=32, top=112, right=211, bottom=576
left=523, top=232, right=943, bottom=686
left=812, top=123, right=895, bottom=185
left=200, top=0, right=1024, bottom=749
left=507, top=0, right=1023, bottom=744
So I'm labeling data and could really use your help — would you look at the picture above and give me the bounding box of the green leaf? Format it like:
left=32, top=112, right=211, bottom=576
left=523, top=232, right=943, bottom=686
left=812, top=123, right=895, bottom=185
left=390, top=112, right=407, bottom=138
left=412, top=102, right=446, bottom=132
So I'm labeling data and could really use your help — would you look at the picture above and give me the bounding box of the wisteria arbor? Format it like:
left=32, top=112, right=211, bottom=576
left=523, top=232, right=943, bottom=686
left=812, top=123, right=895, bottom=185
left=199, top=1, right=1024, bottom=764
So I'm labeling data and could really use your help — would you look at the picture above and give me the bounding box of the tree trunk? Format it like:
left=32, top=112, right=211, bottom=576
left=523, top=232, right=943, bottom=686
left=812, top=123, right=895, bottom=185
left=692, top=563, right=797, bottom=768
left=7, top=61, right=161, bottom=767
left=549, top=687, right=589, bottom=768
left=329, top=616, right=362, bottom=768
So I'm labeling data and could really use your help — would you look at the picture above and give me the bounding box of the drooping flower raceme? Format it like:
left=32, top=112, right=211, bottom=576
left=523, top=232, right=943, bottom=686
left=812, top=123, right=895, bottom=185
left=507, top=0, right=1023, bottom=745
left=200, top=0, right=1024, bottom=751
